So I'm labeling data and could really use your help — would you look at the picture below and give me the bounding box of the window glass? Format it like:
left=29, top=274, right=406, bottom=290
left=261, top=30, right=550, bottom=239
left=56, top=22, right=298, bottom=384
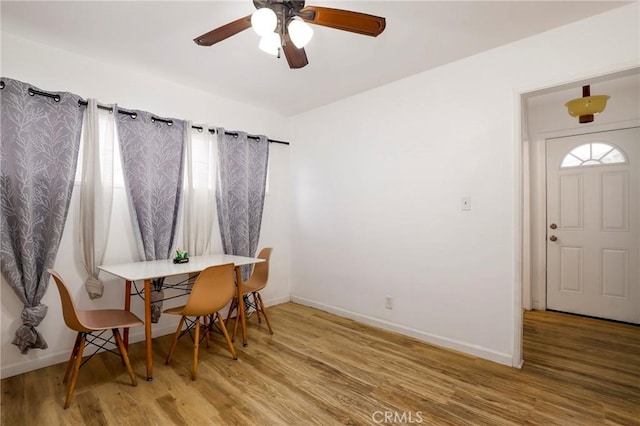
left=591, top=142, right=612, bottom=160
left=189, top=129, right=215, bottom=190
left=561, top=155, right=582, bottom=168
left=75, top=109, right=124, bottom=187
left=572, top=144, right=591, bottom=161
left=560, top=143, right=626, bottom=168
left=601, top=150, right=625, bottom=164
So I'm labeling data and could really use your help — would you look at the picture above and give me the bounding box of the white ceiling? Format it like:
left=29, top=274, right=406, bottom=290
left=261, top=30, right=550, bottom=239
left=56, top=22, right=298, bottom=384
left=1, top=1, right=630, bottom=116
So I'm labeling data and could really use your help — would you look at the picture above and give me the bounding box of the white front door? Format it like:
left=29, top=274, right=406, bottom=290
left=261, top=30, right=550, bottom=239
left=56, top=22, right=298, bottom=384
left=546, top=127, right=639, bottom=324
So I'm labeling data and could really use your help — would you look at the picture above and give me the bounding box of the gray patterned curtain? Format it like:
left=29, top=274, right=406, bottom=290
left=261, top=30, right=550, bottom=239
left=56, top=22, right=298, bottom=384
left=216, top=129, right=269, bottom=280
left=0, top=78, right=83, bottom=353
left=116, top=111, right=185, bottom=322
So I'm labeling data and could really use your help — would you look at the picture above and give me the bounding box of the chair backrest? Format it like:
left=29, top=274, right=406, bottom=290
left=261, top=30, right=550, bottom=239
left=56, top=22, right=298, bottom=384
left=249, top=247, right=273, bottom=287
left=48, top=269, right=90, bottom=332
left=183, top=263, right=236, bottom=317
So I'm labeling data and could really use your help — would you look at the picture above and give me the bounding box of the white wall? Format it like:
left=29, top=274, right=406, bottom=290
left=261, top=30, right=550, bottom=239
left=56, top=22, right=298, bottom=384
left=289, top=4, right=639, bottom=366
left=0, top=33, right=293, bottom=378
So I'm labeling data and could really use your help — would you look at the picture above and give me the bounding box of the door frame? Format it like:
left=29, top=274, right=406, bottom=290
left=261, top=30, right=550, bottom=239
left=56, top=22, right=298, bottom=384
left=513, top=65, right=639, bottom=368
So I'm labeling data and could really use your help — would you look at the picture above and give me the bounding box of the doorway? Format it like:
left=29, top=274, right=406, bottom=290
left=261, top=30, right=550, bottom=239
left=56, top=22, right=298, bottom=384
left=517, top=67, right=640, bottom=367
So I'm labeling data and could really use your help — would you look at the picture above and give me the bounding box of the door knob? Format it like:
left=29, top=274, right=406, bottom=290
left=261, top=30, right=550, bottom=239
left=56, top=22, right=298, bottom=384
left=549, top=235, right=558, bottom=242
left=550, top=223, right=557, bottom=229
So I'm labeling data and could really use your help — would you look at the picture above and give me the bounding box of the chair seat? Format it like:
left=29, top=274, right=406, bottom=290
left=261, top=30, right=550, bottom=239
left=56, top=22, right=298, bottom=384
left=241, top=279, right=266, bottom=295
left=76, top=309, right=143, bottom=331
left=164, top=304, right=229, bottom=317
left=164, top=305, right=186, bottom=316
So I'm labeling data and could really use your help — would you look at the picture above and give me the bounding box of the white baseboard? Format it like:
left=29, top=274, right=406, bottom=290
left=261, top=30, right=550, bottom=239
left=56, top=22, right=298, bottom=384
left=1, top=294, right=291, bottom=379
left=291, top=296, right=514, bottom=367
left=0, top=323, right=177, bottom=379
left=263, top=294, right=291, bottom=307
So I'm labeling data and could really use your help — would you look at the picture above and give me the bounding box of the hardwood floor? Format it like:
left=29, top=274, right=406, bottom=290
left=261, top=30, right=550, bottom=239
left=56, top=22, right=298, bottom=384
left=2, top=303, right=639, bottom=425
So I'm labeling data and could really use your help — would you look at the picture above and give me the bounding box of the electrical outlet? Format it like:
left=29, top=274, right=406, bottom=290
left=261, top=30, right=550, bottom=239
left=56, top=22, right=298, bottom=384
left=385, top=296, right=393, bottom=310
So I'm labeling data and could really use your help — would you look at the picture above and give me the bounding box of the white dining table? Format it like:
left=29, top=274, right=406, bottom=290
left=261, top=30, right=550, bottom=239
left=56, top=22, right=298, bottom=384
left=98, top=254, right=264, bottom=381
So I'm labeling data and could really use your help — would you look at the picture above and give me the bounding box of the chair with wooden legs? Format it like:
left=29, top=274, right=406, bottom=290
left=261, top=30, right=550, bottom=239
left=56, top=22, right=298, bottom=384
left=48, top=269, right=143, bottom=409
left=164, top=263, right=237, bottom=380
left=226, top=248, right=274, bottom=341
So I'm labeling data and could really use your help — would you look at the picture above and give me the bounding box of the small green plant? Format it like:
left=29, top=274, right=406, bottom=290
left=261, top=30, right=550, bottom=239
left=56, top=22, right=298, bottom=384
left=174, top=249, right=189, bottom=263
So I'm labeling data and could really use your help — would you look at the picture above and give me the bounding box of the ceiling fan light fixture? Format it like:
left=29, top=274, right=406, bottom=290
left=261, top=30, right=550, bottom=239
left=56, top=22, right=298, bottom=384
left=194, top=2, right=387, bottom=69
left=288, top=18, right=314, bottom=48
left=259, top=32, right=281, bottom=56
left=251, top=7, right=277, bottom=36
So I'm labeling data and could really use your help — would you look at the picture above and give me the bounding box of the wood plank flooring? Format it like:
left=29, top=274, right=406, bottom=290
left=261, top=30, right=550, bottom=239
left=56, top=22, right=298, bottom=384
left=2, top=303, right=639, bottom=425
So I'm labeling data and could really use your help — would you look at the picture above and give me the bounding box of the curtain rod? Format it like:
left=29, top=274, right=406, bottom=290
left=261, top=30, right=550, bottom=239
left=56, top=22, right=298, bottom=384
left=9, top=85, right=290, bottom=146
left=190, top=126, right=289, bottom=146
left=77, top=99, right=171, bottom=123
left=28, top=87, right=61, bottom=102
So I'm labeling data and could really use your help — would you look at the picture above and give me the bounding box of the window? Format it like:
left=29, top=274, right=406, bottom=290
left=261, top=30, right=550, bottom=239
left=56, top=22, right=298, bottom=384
left=560, top=142, right=627, bottom=168
left=75, top=109, right=124, bottom=187
left=186, top=128, right=216, bottom=190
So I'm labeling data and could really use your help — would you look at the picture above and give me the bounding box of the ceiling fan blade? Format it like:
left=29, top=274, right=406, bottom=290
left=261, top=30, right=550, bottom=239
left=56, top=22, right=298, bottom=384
left=194, top=15, right=252, bottom=46
left=282, top=34, right=309, bottom=69
left=299, top=6, right=386, bottom=37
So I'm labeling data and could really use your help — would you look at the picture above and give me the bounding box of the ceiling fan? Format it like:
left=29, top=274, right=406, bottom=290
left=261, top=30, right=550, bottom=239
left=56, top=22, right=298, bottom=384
left=194, top=0, right=386, bottom=69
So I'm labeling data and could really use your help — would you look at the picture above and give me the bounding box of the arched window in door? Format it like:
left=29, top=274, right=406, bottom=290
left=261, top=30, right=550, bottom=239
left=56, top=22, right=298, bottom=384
left=560, top=142, right=627, bottom=168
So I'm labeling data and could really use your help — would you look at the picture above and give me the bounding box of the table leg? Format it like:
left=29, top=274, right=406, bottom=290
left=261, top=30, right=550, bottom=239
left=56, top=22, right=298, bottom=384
left=124, top=280, right=132, bottom=351
left=144, top=278, right=153, bottom=381
left=234, top=266, right=248, bottom=347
